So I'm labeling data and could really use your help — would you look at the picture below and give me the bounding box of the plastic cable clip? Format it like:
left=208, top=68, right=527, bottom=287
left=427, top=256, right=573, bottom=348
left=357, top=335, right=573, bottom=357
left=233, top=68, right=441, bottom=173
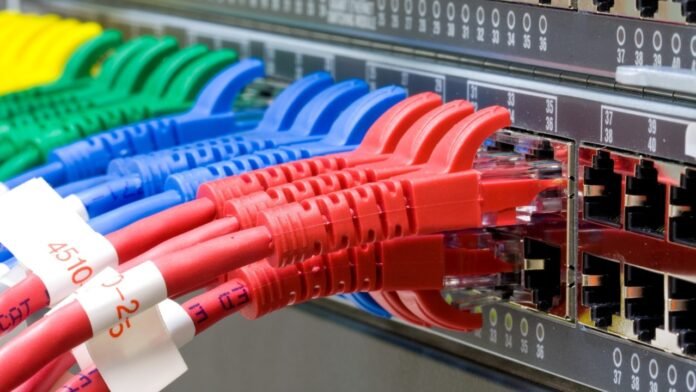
left=70, top=265, right=187, bottom=392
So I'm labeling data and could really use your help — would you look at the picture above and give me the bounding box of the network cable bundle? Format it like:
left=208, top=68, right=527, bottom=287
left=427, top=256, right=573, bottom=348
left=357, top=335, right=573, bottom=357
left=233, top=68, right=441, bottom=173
left=0, top=1, right=694, bottom=391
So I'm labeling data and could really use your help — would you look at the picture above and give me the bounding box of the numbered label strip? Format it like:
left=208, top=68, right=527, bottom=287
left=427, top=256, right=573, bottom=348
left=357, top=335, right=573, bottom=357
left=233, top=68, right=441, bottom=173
left=0, top=179, right=118, bottom=305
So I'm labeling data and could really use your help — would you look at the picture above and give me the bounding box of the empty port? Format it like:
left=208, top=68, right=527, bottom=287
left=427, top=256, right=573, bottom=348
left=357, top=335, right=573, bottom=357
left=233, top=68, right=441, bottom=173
left=667, top=277, right=696, bottom=355
left=583, top=150, right=622, bottom=226
left=623, top=265, right=664, bottom=342
left=581, top=253, right=620, bottom=328
left=625, top=160, right=666, bottom=238
left=669, top=168, right=696, bottom=247
left=522, top=239, right=562, bottom=312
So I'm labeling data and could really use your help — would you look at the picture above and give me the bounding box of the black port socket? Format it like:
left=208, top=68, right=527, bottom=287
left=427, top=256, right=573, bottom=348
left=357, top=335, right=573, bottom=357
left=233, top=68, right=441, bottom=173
left=624, top=265, right=664, bottom=342
left=669, top=169, right=696, bottom=247
left=636, top=0, right=658, bottom=17
left=522, top=239, right=561, bottom=312
left=525, top=140, right=555, bottom=161
left=582, top=254, right=620, bottom=328
left=677, top=0, right=696, bottom=23
left=583, top=150, right=622, bottom=225
left=593, top=0, right=614, bottom=12
left=668, top=277, right=696, bottom=355
left=625, top=160, right=666, bottom=238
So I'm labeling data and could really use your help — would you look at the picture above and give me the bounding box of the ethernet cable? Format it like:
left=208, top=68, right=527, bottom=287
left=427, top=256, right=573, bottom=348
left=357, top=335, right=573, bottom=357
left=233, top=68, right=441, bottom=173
left=0, top=106, right=566, bottom=390
left=0, top=30, right=123, bottom=108
left=119, top=97, right=475, bottom=318
left=87, top=84, right=405, bottom=234
left=66, top=78, right=371, bottom=219
left=0, top=107, right=563, bottom=388
left=0, top=14, right=102, bottom=93
left=3, top=36, right=180, bottom=127
left=4, top=58, right=268, bottom=189
left=0, top=45, right=240, bottom=179
left=0, top=84, right=408, bottom=334
left=3, top=19, right=102, bottom=92
left=51, top=233, right=498, bottom=392
left=122, top=94, right=468, bottom=265
left=107, top=93, right=446, bottom=264
left=0, top=34, right=151, bottom=117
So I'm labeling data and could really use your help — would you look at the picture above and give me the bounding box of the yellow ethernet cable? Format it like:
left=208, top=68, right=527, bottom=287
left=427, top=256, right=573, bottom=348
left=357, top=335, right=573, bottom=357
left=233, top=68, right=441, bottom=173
left=0, top=12, right=29, bottom=40
left=0, top=14, right=101, bottom=93
left=0, top=15, right=63, bottom=76
left=7, top=21, right=103, bottom=91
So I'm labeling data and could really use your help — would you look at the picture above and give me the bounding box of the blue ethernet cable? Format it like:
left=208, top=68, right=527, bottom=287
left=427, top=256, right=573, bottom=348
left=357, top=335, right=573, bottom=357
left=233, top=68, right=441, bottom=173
left=70, top=78, right=369, bottom=218
left=89, top=85, right=407, bottom=234
left=342, top=294, right=392, bottom=319
left=3, top=59, right=267, bottom=189
left=48, top=70, right=334, bottom=197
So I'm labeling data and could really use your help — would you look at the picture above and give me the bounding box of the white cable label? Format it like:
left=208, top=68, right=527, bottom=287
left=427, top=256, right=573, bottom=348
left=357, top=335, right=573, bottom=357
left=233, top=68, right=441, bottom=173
left=0, top=179, right=118, bottom=305
left=158, top=299, right=196, bottom=348
left=75, top=262, right=167, bottom=333
left=77, top=299, right=188, bottom=392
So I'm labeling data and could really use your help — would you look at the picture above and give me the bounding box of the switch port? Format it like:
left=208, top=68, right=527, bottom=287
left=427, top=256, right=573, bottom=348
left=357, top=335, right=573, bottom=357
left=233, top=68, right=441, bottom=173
left=593, top=0, right=614, bottom=11
left=624, top=265, right=664, bottom=342
left=625, top=160, right=666, bottom=238
left=522, top=239, right=562, bottom=312
left=583, top=150, right=621, bottom=226
left=635, top=0, right=658, bottom=16
left=581, top=254, right=620, bottom=328
left=678, top=0, right=696, bottom=23
left=667, top=277, right=696, bottom=355
left=669, top=169, right=696, bottom=247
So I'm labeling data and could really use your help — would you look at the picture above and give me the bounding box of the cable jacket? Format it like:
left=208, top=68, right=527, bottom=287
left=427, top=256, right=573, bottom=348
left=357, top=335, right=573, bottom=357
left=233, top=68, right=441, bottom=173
left=5, top=161, right=65, bottom=188
left=129, top=216, right=240, bottom=265
left=90, top=190, right=183, bottom=235
left=106, top=198, right=217, bottom=262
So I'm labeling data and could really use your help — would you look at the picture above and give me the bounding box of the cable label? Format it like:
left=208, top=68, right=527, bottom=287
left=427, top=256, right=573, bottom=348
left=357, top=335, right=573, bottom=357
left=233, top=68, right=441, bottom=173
left=0, top=179, right=118, bottom=305
left=75, top=262, right=167, bottom=333
left=74, top=298, right=188, bottom=392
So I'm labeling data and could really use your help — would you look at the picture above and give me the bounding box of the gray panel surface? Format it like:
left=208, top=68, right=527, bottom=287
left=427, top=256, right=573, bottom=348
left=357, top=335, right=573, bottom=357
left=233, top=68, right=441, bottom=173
left=167, top=305, right=541, bottom=392
left=99, top=0, right=696, bottom=78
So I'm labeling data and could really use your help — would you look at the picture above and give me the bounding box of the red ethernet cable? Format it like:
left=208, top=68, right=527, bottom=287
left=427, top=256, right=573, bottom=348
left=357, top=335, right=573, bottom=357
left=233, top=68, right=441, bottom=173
left=109, top=92, right=444, bottom=262
left=0, top=106, right=564, bottom=389
left=57, top=233, right=495, bottom=392
left=13, top=352, right=75, bottom=392
left=127, top=98, right=475, bottom=264
left=0, top=93, right=442, bottom=337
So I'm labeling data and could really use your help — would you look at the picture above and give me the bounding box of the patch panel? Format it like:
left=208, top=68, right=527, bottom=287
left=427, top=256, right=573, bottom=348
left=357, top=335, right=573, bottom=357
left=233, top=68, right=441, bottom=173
left=81, top=0, right=696, bottom=78
left=578, top=146, right=696, bottom=359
